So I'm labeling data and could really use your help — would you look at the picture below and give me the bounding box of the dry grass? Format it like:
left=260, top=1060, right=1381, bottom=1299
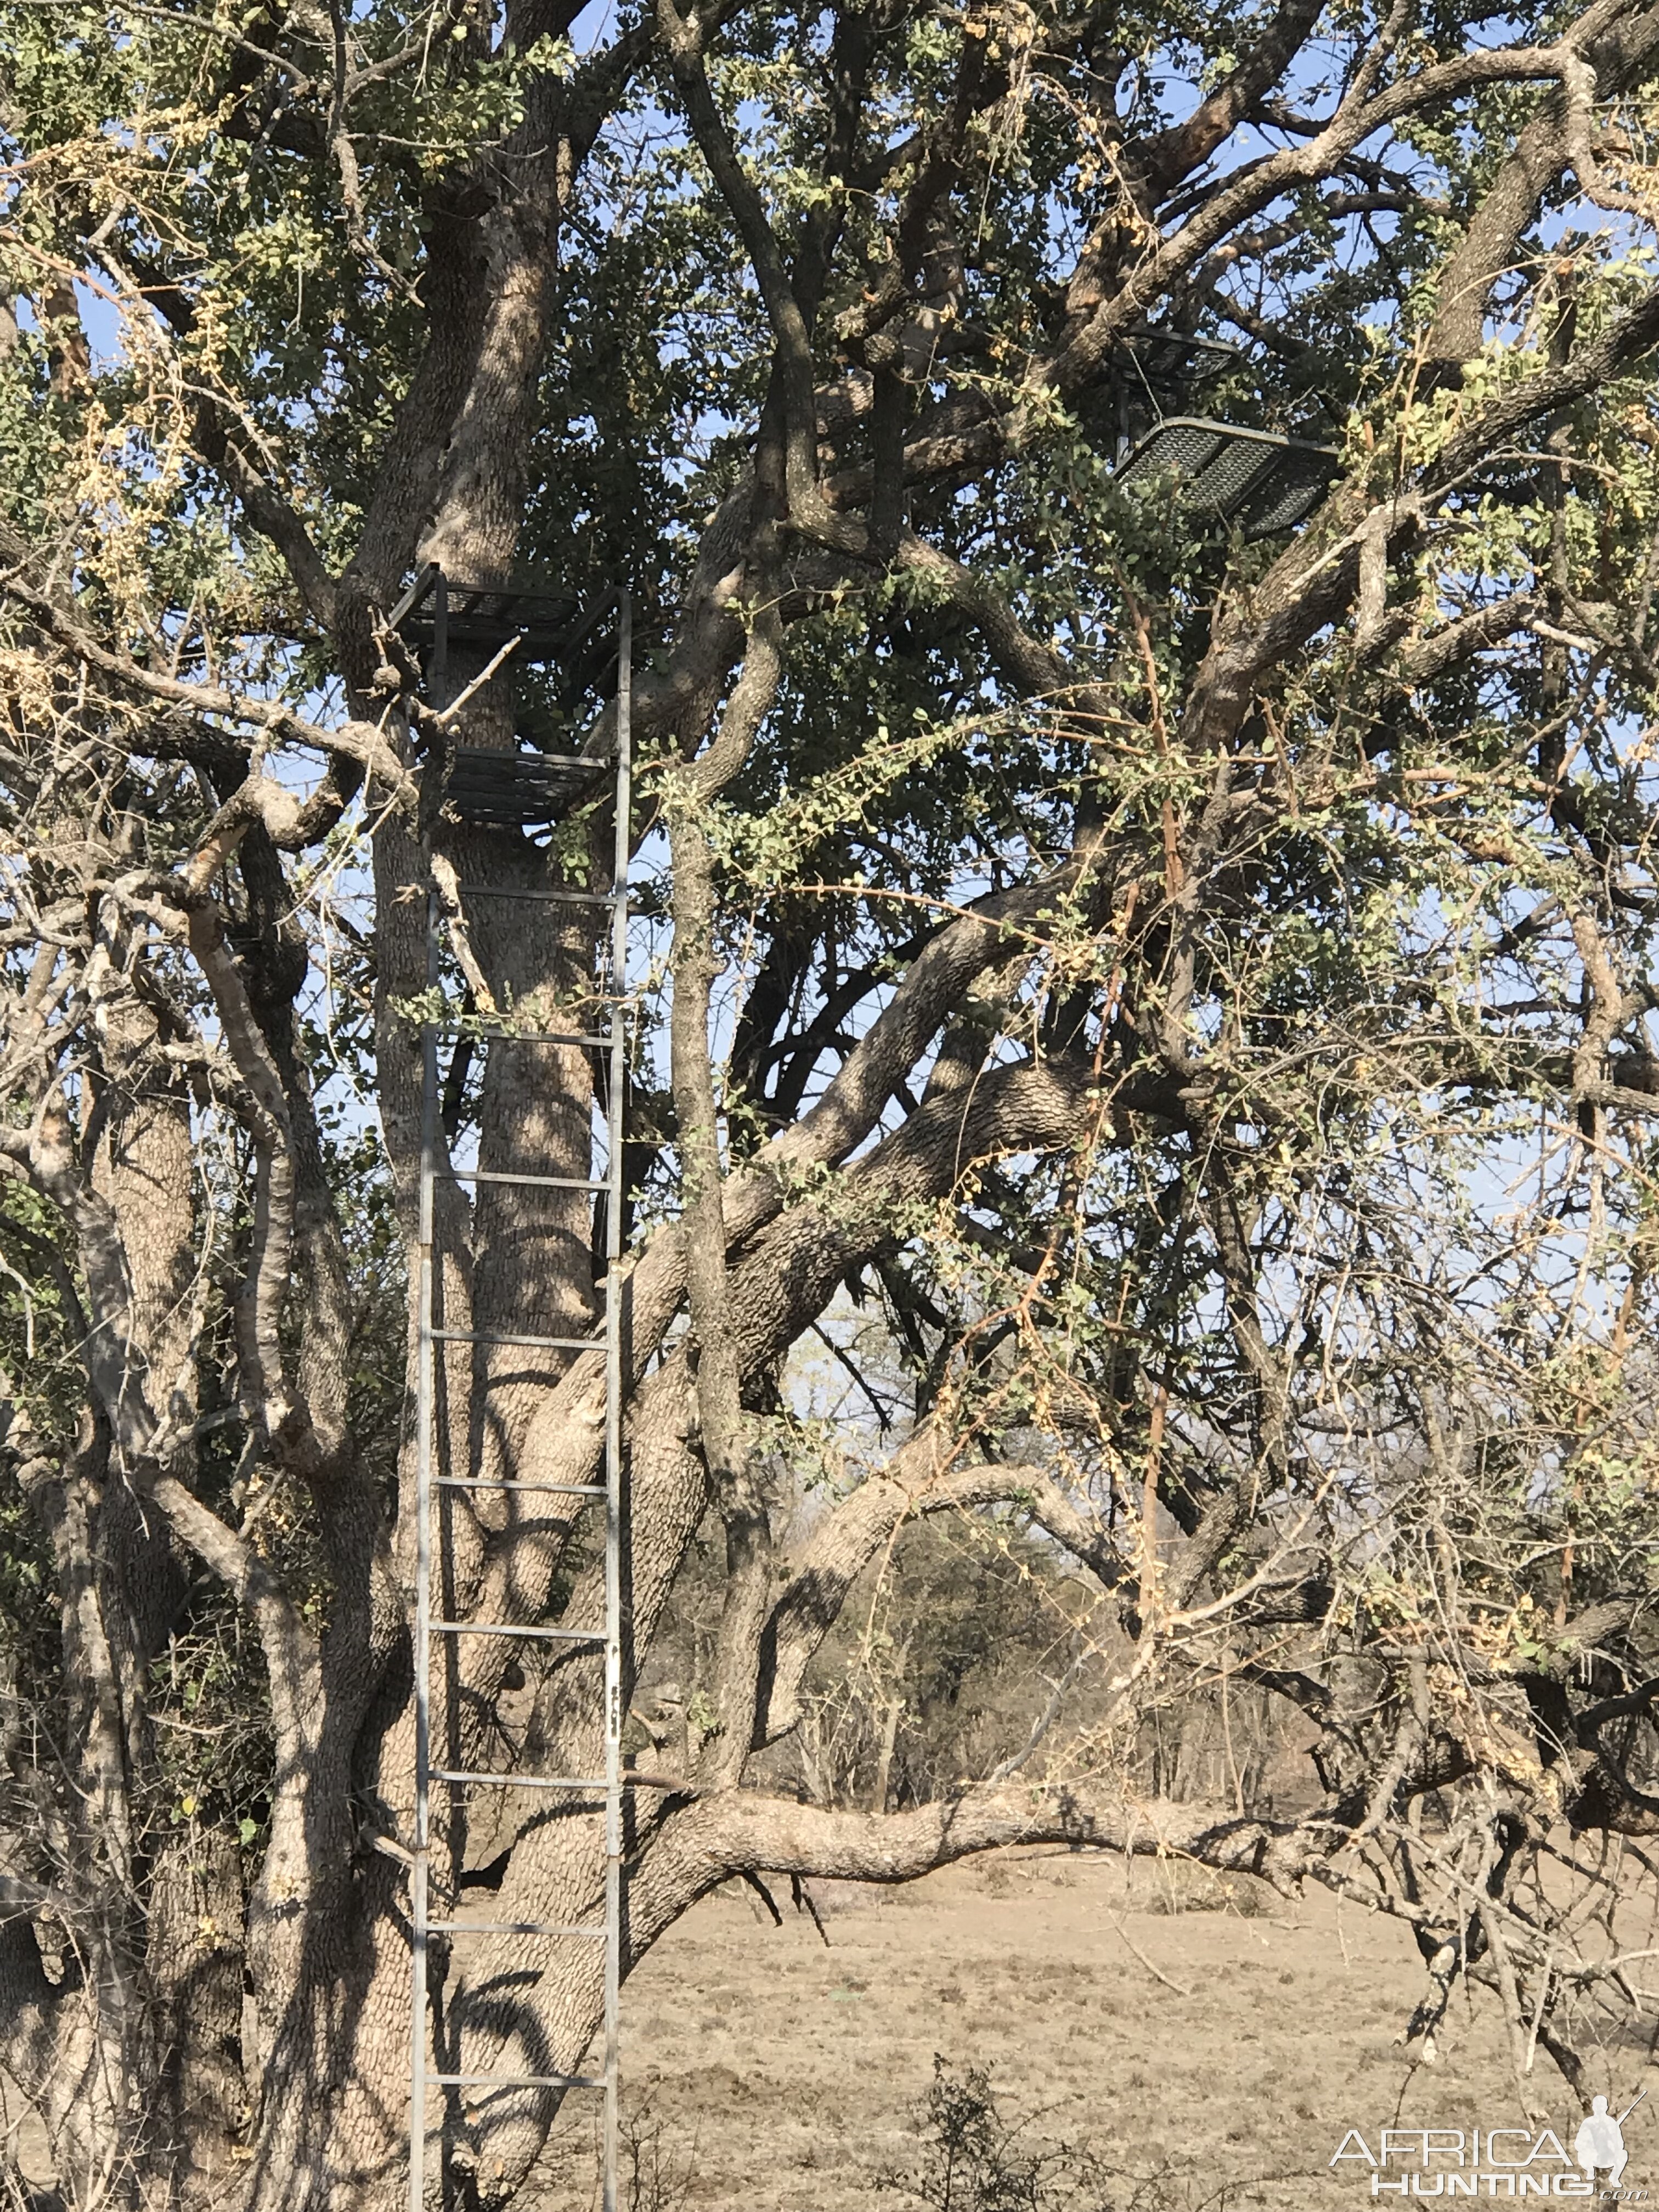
left=535, top=1846, right=1649, bottom=2210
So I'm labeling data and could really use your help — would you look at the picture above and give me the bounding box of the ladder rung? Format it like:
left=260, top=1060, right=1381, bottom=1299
left=438, top=1169, right=612, bottom=1192
left=462, top=886, right=624, bottom=907
left=431, top=1622, right=605, bottom=1644
left=432, top=1025, right=616, bottom=1048
left=426, top=1921, right=607, bottom=1938
left=431, top=1328, right=603, bottom=1351
left=426, top=2072, right=604, bottom=2092
left=426, top=1767, right=682, bottom=1793
left=431, top=1768, right=608, bottom=1791
left=436, top=1478, right=605, bottom=1496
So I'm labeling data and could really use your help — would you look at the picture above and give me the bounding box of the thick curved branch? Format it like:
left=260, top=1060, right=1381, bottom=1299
left=181, top=904, right=314, bottom=1462
left=657, top=0, right=820, bottom=508
left=668, top=618, right=786, bottom=1784
left=618, top=865, right=1092, bottom=1367
left=1025, top=13, right=1631, bottom=427
left=184, top=773, right=349, bottom=892
left=1394, top=598, right=1543, bottom=684
left=720, top=1055, right=1109, bottom=1386
left=1135, top=0, right=1328, bottom=202
left=624, top=1784, right=1317, bottom=1961
left=1424, top=2, right=1659, bottom=368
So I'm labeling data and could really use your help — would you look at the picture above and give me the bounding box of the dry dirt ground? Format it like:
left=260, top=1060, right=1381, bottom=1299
left=5, top=1846, right=1647, bottom=2208
left=537, top=1847, right=1659, bottom=2212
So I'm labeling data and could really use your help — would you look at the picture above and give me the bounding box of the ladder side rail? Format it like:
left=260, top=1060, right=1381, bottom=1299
left=601, top=590, right=632, bottom=2212
left=432, top=569, right=449, bottom=704
left=409, top=889, right=442, bottom=2212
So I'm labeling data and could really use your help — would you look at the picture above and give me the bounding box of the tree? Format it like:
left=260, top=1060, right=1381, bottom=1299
left=8, top=0, right=1659, bottom=2201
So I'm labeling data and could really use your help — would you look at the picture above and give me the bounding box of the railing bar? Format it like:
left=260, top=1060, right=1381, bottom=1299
left=388, top=561, right=439, bottom=632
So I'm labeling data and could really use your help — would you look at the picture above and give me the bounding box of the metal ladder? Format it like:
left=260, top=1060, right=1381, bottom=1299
left=403, top=577, right=632, bottom=2212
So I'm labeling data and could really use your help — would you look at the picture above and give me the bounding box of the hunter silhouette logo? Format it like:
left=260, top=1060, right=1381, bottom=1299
left=1576, top=2096, right=1645, bottom=2191
left=1331, top=2098, right=1649, bottom=2199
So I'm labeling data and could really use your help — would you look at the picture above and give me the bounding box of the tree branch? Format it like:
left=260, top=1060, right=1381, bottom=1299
left=624, top=1783, right=1317, bottom=1960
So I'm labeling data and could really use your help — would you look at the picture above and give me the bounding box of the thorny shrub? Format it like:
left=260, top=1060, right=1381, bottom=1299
left=881, top=2059, right=1206, bottom=2212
